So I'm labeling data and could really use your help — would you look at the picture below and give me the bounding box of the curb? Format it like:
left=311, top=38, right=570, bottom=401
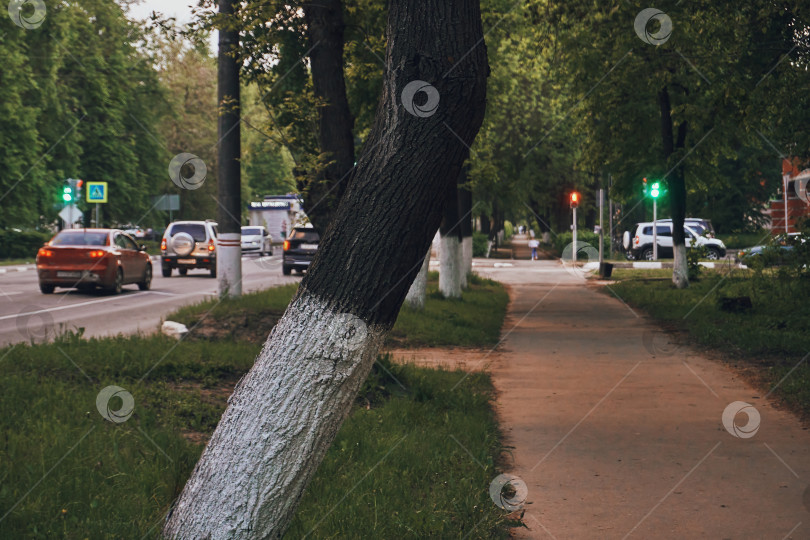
left=0, top=265, right=33, bottom=274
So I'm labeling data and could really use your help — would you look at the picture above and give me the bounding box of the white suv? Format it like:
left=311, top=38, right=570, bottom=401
left=160, top=220, right=218, bottom=277
left=623, top=221, right=726, bottom=261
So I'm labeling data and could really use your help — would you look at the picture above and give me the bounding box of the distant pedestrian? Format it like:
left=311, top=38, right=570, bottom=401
left=529, top=228, right=535, bottom=239
left=280, top=220, right=287, bottom=239
left=528, top=238, right=540, bottom=260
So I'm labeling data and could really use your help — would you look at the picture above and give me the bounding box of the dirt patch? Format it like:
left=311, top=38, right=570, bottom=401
left=387, top=347, right=500, bottom=372
left=184, top=309, right=284, bottom=344
left=170, top=377, right=241, bottom=445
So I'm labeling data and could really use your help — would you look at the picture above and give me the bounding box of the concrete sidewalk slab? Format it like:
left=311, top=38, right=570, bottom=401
left=475, top=260, right=809, bottom=539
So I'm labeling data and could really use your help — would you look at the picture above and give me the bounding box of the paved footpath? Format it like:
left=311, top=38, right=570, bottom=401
left=474, top=257, right=810, bottom=539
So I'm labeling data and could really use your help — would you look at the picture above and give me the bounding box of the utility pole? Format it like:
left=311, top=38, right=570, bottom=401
left=570, top=192, right=579, bottom=262
left=598, top=188, right=604, bottom=264
left=216, top=0, right=242, bottom=297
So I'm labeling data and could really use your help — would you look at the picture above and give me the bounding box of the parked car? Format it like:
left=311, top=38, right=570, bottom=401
left=241, top=226, right=273, bottom=256
left=36, top=229, right=152, bottom=294
left=737, top=232, right=804, bottom=266
left=121, top=224, right=146, bottom=238
left=623, top=221, right=726, bottom=261
left=657, top=218, right=715, bottom=237
left=160, top=220, right=218, bottom=278
left=282, top=226, right=320, bottom=275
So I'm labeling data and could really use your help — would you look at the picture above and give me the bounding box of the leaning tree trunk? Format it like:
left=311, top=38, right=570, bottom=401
left=458, top=174, right=473, bottom=288
left=162, top=0, right=488, bottom=537
left=216, top=0, right=242, bottom=298
left=659, top=86, right=689, bottom=289
left=404, top=249, right=430, bottom=309
left=439, top=173, right=463, bottom=298
left=300, top=0, right=356, bottom=234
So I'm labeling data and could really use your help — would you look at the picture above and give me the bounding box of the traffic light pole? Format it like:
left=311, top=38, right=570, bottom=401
left=573, top=206, right=577, bottom=263
left=652, top=198, right=658, bottom=261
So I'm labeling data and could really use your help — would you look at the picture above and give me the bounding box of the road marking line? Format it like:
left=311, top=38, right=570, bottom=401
left=0, top=292, right=150, bottom=322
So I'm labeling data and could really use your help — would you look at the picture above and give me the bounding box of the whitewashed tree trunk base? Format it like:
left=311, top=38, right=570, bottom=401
left=461, top=235, right=473, bottom=289
left=672, top=244, right=689, bottom=289
left=439, top=234, right=462, bottom=299
left=217, top=233, right=242, bottom=298
left=163, top=293, right=384, bottom=538
left=405, top=251, right=430, bottom=309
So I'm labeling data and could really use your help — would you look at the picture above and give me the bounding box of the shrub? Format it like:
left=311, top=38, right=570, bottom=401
left=552, top=230, right=608, bottom=259
left=503, top=220, right=514, bottom=239
left=0, top=229, right=51, bottom=259
left=472, top=231, right=489, bottom=257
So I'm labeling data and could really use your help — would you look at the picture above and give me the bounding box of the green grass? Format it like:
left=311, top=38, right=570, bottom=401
left=169, top=274, right=509, bottom=350
left=608, top=269, right=810, bottom=415
left=0, top=258, right=34, bottom=266
left=388, top=272, right=509, bottom=348
left=1, top=275, right=512, bottom=538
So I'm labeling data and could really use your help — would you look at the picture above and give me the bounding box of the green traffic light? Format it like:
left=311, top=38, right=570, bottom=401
left=650, top=182, right=660, bottom=198
left=62, top=186, right=73, bottom=202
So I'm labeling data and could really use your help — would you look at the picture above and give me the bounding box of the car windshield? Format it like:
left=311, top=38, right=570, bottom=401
left=242, top=228, right=263, bottom=236
left=51, top=231, right=109, bottom=246
left=170, top=224, right=206, bottom=242
left=291, top=229, right=319, bottom=242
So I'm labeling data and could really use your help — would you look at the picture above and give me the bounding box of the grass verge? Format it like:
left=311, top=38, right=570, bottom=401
left=607, top=268, right=810, bottom=416
left=1, top=274, right=511, bottom=537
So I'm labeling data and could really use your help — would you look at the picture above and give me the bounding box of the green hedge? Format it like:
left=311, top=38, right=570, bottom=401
left=552, top=230, right=608, bottom=260
left=0, top=229, right=51, bottom=259
left=472, top=231, right=489, bottom=257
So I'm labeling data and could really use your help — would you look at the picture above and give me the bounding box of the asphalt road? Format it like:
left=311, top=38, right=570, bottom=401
left=0, top=255, right=300, bottom=347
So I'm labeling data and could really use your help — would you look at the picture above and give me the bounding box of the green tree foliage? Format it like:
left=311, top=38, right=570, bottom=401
left=0, top=0, right=169, bottom=230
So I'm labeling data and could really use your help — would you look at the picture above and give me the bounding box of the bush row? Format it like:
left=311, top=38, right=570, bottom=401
left=0, top=229, right=51, bottom=259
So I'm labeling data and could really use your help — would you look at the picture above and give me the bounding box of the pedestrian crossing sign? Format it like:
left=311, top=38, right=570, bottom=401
left=86, top=181, right=108, bottom=203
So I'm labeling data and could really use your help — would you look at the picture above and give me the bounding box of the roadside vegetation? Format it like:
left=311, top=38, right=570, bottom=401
left=0, top=277, right=512, bottom=538
left=606, top=253, right=810, bottom=416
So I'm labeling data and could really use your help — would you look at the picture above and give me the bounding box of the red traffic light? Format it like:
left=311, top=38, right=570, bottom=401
left=570, top=192, right=580, bottom=208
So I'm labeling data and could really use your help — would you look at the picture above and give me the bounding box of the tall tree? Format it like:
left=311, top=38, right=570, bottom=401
left=162, top=0, right=488, bottom=535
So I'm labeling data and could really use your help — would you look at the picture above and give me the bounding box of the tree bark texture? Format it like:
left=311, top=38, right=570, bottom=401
left=404, top=249, right=430, bottom=309
left=163, top=0, right=488, bottom=537
left=659, top=86, right=688, bottom=289
left=301, top=0, right=356, bottom=234
left=439, top=171, right=463, bottom=298
left=216, top=0, right=242, bottom=298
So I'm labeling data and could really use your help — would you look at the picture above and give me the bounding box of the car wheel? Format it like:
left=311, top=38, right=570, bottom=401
left=109, top=268, right=123, bottom=295
left=179, top=268, right=188, bottom=276
left=39, top=283, right=55, bottom=294
left=138, top=264, right=152, bottom=291
left=706, top=248, right=720, bottom=260
left=282, top=265, right=291, bottom=275
left=641, top=248, right=654, bottom=261
left=162, top=266, right=172, bottom=278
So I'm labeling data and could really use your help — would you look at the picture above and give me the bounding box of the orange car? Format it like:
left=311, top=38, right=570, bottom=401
left=36, top=229, right=152, bottom=294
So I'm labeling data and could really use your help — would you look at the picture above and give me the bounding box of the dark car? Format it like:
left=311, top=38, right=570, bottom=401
left=737, top=232, right=805, bottom=266
left=282, top=227, right=320, bottom=275
left=36, top=229, right=152, bottom=294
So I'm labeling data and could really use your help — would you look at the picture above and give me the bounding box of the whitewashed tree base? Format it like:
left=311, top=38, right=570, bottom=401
left=672, top=244, right=689, bottom=289
left=217, top=233, right=242, bottom=298
left=439, top=234, right=462, bottom=299
left=461, top=235, right=472, bottom=289
left=405, top=251, right=430, bottom=309
left=163, top=293, right=383, bottom=538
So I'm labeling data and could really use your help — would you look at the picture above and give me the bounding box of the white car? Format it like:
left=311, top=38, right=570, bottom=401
left=241, top=226, right=273, bottom=256
left=623, top=221, right=727, bottom=261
